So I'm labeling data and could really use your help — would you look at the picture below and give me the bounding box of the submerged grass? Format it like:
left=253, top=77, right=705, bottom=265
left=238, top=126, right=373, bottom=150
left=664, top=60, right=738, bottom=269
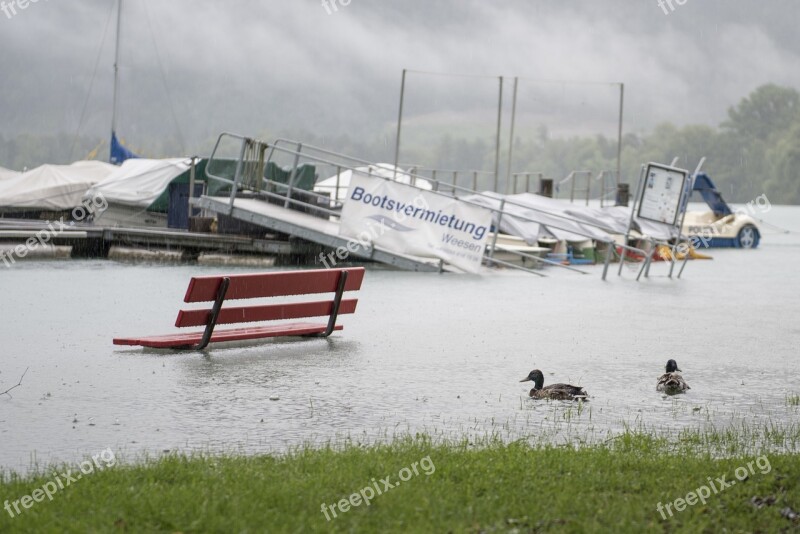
left=1, top=432, right=799, bottom=533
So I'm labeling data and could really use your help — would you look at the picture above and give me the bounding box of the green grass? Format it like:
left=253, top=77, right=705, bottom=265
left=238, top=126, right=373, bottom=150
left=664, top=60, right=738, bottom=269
left=1, top=434, right=799, bottom=533
left=787, top=393, right=800, bottom=407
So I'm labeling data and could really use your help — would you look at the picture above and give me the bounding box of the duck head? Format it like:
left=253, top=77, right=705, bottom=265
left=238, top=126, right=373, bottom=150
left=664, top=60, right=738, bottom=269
left=520, top=369, right=545, bottom=390
left=665, top=359, right=681, bottom=373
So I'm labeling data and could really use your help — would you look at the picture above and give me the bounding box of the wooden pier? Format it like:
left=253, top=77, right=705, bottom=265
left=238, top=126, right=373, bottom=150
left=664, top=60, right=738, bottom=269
left=0, top=219, right=320, bottom=261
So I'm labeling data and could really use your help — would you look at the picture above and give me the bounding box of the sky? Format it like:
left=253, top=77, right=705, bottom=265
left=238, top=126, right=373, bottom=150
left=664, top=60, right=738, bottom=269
left=1, top=0, right=799, bottom=158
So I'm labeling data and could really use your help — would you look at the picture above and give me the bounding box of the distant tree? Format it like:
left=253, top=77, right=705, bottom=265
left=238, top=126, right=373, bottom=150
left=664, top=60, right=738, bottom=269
left=722, top=84, right=800, bottom=142
left=766, top=124, right=800, bottom=204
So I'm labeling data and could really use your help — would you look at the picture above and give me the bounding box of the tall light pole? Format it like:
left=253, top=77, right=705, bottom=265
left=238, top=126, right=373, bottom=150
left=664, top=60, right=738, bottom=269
left=392, top=69, right=407, bottom=179
left=492, top=76, right=503, bottom=192
left=616, top=82, right=624, bottom=187
left=505, top=77, right=519, bottom=193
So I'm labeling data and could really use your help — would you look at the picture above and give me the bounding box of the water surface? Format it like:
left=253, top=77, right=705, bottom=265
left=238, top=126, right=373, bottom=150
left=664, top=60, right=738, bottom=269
left=1, top=206, right=799, bottom=473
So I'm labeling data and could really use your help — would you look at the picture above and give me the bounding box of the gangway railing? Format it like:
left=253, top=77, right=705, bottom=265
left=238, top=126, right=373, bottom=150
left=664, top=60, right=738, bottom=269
left=404, top=166, right=496, bottom=196
left=555, top=170, right=593, bottom=205
left=509, top=172, right=545, bottom=195
left=595, top=170, right=618, bottom=207
left=204, top=133, right=668, bottom=280
left=509, top=170, right=618, bottom=206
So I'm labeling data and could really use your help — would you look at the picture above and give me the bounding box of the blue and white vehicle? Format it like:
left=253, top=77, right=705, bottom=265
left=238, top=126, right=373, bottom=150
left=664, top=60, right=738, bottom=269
left=681, top=174, right=762, bottom=249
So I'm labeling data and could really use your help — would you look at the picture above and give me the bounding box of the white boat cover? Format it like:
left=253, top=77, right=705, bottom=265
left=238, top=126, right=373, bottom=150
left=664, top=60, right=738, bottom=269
left=314, top=163, right=432, bottom=202
left=464, top=192, right=678, bottom=243
left=85, top=158, right=191, bottom=208
left=0, top=166, right=20, bottom=180
left=0, top=161, right=116, bottom=210
left=566, top=204, right=676, bottom=240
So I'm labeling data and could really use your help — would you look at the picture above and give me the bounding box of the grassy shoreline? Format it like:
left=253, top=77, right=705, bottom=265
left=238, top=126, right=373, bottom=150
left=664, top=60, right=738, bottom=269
left=1, top=434, right=798, bottom=533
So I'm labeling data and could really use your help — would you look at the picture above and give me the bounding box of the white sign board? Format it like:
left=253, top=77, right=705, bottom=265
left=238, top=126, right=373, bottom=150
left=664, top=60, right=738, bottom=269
left=638, top=163, right=689, bottom=225
left=339, top=174, right=493, bottom=273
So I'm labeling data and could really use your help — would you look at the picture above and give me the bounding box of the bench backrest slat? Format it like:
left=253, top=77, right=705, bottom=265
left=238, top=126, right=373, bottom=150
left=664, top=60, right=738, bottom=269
left=183, top=267, right=365, bottom=303
left=175, top=299, right=359, bottom=328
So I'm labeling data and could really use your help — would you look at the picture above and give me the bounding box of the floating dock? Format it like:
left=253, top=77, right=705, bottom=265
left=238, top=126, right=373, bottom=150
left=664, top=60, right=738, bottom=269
left=0, top=219, right=318, bottom=262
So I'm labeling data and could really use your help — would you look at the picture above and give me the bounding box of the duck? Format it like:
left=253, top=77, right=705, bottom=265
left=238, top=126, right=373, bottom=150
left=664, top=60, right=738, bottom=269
left=520, top=369, right=588, bottom=400
left=656, top=359, right=690, bottom=394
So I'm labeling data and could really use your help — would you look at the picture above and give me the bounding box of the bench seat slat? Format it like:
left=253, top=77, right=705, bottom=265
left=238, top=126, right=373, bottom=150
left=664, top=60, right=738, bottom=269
left=174, top=299, right=358, bottom=328
left=184, top=267, right=365, bottom=303
left=113, top=323, right=342, bottom=349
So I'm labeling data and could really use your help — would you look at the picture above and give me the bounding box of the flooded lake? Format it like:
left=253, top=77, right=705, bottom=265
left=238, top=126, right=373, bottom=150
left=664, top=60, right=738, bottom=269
left=2, top=206, right=799, bottom=473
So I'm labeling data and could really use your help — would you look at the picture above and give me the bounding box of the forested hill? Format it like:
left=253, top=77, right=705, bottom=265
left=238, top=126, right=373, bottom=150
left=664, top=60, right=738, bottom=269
left=510, top=84, right=800, bottom=205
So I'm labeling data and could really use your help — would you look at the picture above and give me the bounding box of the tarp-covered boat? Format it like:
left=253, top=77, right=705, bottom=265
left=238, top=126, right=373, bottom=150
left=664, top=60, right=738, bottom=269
left=0, top=160, right=116, bottom=212
left=464, top=192, right=678, bottom=244
left=314, top=164, right=432, bottom=204
left=85, top=158, right=194, bottom=227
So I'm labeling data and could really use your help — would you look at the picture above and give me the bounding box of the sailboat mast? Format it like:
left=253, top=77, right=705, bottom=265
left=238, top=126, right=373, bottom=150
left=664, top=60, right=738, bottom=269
left=111, top=0, right=122, bottom=136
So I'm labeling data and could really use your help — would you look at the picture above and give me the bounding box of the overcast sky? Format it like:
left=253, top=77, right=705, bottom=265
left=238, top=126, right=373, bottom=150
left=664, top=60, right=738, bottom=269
left=1, top=0, right=799, bottom=155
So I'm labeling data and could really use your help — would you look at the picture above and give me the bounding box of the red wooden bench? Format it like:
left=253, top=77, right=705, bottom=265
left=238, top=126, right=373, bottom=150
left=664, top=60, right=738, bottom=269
left=113, top=267, right=365, bottom=350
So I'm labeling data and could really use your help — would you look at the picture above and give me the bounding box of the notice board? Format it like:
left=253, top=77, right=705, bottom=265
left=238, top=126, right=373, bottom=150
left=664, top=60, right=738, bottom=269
left=637, top=163, right=689, bottom=225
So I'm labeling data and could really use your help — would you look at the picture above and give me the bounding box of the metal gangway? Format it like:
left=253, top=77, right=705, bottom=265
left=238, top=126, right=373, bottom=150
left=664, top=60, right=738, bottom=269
left=195, top=133, right=687, bottom=280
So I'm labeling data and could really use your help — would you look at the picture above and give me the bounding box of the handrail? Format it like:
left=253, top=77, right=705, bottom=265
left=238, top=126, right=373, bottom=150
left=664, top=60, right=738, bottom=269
left=510, top=172, right=545, bottom=194
left=595, top=170, right=618, bottom=207
left=405, top=166, right=496, bottom=193
left=267, top=142, right=625, bottom=243
left=555, top=170, right=593, bottom=205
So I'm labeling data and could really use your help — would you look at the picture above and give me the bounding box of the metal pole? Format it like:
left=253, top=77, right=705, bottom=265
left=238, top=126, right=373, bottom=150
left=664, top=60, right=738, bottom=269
left=110, top=0, right=123, bottom=151
left=637, top=253, right=650, bottom=281
left=600, top=171, right=611, bottom=207
left=619, top=165, right=645, bottom=276
left=188, top=156, right=197, bottom=218
left=570, top=172, right=576, bottom=203
left=643, top=238, right=655, bottom=278
left=677, top=254, right=690, bottom=278
left=667, top=243, right=678, bottom=279
left=585, top=172, right=591, bottom=206
left=335, top=165, right=341, bottom=206
left=228, top=138, right=248, bottom=213
left=670, top=157, right=705, bottom=279
left=493, top=76, right=503, bottom=193
left=284, top=144, right=302, bottom=209
left=601, top=241, right=613, bottom=281
left=505, top=77, right=518, bottom=194
left=393, top=69, right=407, bottom=180
left=488, top=199, right=506, bottom=260
left=616, top=83, right=624, bottom=189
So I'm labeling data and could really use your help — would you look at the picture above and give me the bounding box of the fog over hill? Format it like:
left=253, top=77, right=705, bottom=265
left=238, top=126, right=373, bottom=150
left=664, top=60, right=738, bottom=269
left=1, top=0, right=798, bottom=171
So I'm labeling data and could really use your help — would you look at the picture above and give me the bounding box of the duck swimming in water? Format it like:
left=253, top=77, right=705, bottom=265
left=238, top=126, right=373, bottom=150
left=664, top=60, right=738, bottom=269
left=656, top=359, right=690, bottom=395
left=520, top=369, right=588, bottom=400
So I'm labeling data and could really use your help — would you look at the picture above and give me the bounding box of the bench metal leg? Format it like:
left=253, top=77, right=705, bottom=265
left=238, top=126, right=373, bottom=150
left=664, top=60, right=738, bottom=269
left=191, top=276, right=230, bottom=350
left=318, top=270, right=348, bottom=338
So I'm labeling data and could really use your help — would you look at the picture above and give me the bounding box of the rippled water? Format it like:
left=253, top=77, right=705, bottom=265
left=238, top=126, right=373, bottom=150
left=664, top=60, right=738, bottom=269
left=1, top=206, right=799, bottom=473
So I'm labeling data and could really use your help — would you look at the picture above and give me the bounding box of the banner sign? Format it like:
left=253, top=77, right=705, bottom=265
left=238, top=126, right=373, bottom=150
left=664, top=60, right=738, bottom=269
left=339, top=174, right=493, bottom=273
